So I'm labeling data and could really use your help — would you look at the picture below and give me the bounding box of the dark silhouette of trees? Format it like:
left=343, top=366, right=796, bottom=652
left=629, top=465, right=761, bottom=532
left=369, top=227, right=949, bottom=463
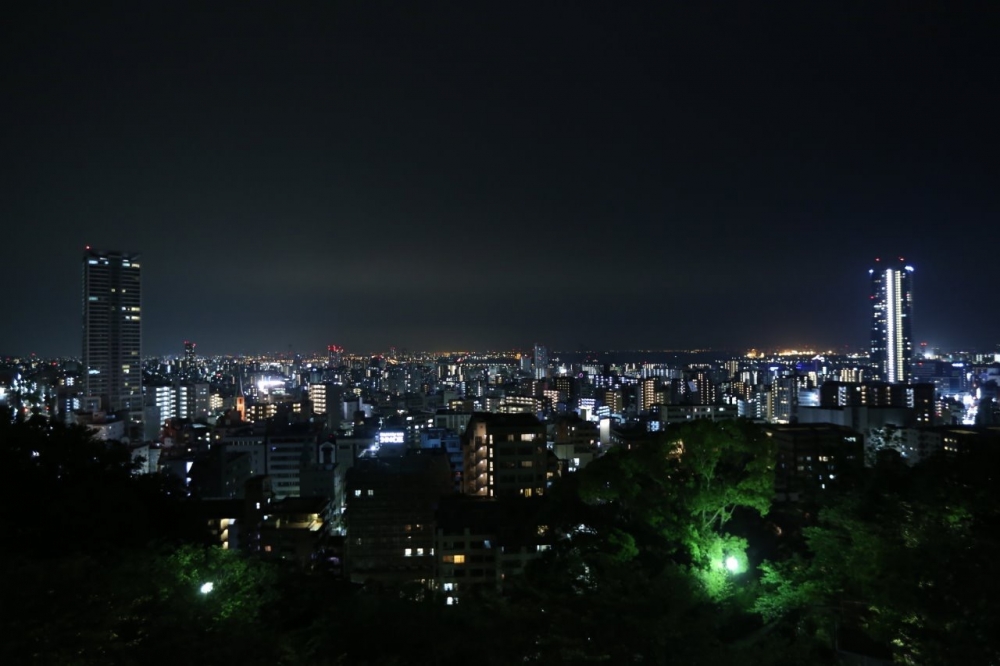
left=3, top=412, right=997, bottom=664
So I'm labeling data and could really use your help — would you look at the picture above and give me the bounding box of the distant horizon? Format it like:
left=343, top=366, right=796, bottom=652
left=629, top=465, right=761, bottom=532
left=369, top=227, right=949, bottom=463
left=5, top=343, right=995, bottom=363
left=2, top=4, right=996, bottom=361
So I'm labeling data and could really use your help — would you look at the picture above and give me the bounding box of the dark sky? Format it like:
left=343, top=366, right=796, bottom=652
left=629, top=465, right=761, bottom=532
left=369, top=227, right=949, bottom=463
left=2, top=1, right=997, bottom=357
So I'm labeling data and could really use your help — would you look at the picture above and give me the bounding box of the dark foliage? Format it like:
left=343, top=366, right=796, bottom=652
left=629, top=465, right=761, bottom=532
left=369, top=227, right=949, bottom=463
left=2, top=415, right=997, bottom=664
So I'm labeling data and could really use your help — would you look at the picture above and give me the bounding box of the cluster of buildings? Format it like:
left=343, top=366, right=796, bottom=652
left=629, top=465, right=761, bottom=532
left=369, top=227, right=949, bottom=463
left=1, top=250, right=999, bottom=597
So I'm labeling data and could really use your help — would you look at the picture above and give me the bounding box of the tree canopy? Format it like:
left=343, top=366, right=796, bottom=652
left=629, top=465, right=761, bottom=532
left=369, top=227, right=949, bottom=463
left=3, top=413, right=998, bottom=664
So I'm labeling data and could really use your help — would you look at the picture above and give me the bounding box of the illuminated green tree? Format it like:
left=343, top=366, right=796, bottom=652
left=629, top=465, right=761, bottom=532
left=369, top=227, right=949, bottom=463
left=675, top=419, right=775, bottom=532
left=576, top=419, right=775, bottom=597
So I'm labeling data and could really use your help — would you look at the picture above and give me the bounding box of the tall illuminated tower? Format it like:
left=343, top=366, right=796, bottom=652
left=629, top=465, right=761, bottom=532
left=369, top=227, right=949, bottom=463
left=869, top=258, right=914, bottom=384
left=533, top=343, right=549, bottom=380
left=82, top=248, right=142, bottom=415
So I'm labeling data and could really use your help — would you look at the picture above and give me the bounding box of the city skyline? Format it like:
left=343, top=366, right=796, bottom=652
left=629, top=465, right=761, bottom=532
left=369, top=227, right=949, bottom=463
left=2, top=3, right=998, bottom=356
left=3, top=248, right=989, bottom=359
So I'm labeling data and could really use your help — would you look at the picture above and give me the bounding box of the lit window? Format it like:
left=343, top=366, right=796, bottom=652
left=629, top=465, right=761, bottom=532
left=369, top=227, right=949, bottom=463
left=354, top=490, right=361, bottom=497
left=404, top=548, right=412, bottom=557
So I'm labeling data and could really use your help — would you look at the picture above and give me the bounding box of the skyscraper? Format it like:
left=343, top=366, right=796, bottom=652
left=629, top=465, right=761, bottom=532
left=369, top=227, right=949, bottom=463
left=82, top=248, right=142, bottom=416
left=184, top=340, right=196, bottom=365
left=869, top=259, right=914, bottom=384
left=533, top=343, right=549, bottom=380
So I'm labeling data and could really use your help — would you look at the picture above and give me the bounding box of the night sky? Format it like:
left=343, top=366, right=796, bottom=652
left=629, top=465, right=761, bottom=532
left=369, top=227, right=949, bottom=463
left=2, top=2, right=997, bottom=357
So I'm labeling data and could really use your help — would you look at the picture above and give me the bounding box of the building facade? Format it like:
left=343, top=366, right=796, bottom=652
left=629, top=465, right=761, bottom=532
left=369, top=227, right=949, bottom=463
left=82, top=248, right=142, bottom=416
left=344, top=451, right=453, bottom=584
left=533, top=344, right=548, bottom=380
left=462, top=413, right=557, bottom=498
left=870, top=260, right=914, bottom=383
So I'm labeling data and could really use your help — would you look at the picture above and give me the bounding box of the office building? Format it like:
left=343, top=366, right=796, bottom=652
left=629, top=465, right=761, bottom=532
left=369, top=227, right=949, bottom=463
left=82, top=248, right=142, bottom=416
left=870, top=259, right=914, bottom=383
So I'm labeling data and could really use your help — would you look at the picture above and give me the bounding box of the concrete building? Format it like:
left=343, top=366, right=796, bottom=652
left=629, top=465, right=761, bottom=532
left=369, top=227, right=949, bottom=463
left=658, top=404, right=738, bottom=427
left=76, top=411, right=127, bottom=441
left=764, top=423, right=863, bottom=500
left=551, top=415, right=600, bottom=472
left=82, top=248, right=142, bottom=417
left=819, top=381, right=934, bottom=425
left=420, top=427, right=464, bottom=491
left=260, top=496, right=330, bottom=564
left=308, top=382, right=343, bottom=430
left=344, top=450, right=453, bottom=584
left=637, top=377, right=659, bottom=414
left=597, top=388, right=623, bottom=415
left=462, top=413, right=559, bottom=499
left=533, top=344, right=549, bottom=380
left=266, top=431, right=322, bottom=499
left=434, top=496, right=553, bottom=605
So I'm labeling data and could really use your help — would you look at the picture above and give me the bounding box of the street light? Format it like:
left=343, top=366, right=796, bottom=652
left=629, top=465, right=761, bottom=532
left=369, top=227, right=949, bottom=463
left=725, top=556, right=739, bottom=573
left=200, top=582, right=214, bottom=594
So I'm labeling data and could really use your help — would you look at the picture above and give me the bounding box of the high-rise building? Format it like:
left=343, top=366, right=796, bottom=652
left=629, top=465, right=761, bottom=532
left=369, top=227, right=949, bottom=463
left=308, top=381, right=343, bottom=431
left=869, top=259, right=914, bottom=384
left=533, top=344, right=548, bottom=380
left=327, top=344, right=344, bottom=368
left=462, top=413, right=559, bottom=498
left=82, top=248, right=142, bottom=416
left=184, top=340, right=196, bottom=364
left=597, top=388, right=623, bottom=415
left=637, top=377, right=659, bottom=414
